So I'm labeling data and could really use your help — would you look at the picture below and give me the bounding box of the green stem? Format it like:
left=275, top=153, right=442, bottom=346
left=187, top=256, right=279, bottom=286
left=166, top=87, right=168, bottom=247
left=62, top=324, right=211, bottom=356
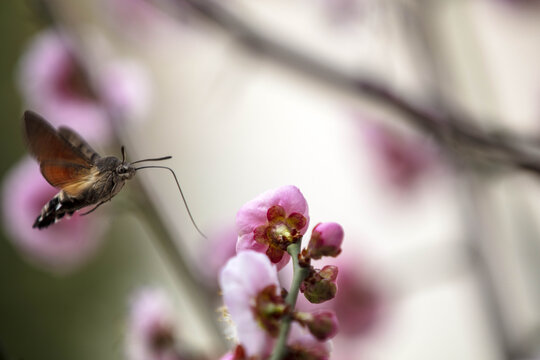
left=269, top=241, right=309, bottom=360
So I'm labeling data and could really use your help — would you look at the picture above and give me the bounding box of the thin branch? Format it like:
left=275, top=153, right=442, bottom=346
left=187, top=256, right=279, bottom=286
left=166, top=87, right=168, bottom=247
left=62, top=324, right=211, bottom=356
left=269, top=241, right=309, bottom=360
left=169, top=0, right=540, bottom=176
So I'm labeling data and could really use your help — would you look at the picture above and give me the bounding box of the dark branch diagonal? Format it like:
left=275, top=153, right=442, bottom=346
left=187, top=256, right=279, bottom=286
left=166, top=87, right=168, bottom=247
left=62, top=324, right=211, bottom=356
left=172, top=0, right=540, bottom=176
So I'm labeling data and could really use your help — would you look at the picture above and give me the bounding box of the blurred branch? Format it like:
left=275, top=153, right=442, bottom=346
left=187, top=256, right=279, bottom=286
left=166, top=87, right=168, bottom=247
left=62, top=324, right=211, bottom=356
left=402, top=3, right=513, bottom=359
left=171, top=0, right=540, bottom=176
left=455, top=151, right=516, bottom=360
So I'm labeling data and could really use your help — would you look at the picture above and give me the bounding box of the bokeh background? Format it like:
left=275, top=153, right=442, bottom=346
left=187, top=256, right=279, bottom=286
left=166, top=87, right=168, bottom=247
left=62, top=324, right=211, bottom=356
left=3, top=0, right=540, bottom=359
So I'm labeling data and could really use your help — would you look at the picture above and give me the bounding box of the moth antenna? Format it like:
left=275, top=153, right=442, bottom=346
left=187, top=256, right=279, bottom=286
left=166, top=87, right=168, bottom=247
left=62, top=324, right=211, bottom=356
left=131, top=156, right=172, bottom=164
left=134, top=165, right=207, bottom=239
left=121, top=146, right=126, bottom=163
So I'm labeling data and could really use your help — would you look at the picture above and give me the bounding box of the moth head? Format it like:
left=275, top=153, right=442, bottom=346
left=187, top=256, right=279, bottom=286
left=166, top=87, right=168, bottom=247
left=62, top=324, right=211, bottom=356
left=116, top=163, right=136, bottom=180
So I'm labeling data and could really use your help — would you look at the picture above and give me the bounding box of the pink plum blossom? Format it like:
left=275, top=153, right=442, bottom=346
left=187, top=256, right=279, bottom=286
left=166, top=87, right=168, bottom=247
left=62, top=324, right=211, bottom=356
left=219, top=251, right=331, bottom=359
left=219, top=251, right=280, bottom=358
left=1, top=157, right=107, bottom=274
left=126, top=288, right=181, bottom=360
left=362, top=120, right=437, bottom=191
left=17, top=30, right=151, bottom=143
left=236, top=186, right=309, bottom=270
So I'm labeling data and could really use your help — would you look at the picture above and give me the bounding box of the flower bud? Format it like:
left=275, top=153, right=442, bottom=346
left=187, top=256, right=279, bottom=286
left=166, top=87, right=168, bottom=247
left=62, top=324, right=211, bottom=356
left=300, top=266, right=339, bottom=304
left=306, top=222, right=344, bottom=260
left=304, top=310, right=339, bottom=341
left=319, top=265, right=338, bottom=281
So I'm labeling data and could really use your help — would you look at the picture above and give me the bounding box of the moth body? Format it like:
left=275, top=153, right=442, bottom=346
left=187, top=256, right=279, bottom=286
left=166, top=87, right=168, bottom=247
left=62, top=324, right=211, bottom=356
left=32, top=156, right=137, bottom=229
left=23, top=111, right=139, bottom=229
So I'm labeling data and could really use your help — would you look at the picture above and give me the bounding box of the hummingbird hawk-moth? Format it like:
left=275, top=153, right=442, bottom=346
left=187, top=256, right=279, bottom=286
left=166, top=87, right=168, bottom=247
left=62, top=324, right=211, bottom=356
left=24, top=110, right=177, bottom=229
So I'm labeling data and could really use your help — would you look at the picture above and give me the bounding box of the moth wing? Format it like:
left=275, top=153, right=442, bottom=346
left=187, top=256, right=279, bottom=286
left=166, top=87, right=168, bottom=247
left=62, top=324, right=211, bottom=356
left=24, top=111, right=98, bottom=196
left=40, top=161, right=99, bottom=197
left=58, top=126, right=101, bottom=164
left=23, top=110, right=95, bottom=166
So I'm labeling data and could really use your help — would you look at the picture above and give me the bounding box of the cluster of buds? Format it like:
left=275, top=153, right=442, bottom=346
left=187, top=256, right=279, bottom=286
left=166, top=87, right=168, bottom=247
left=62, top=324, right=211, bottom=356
left=219, top=186, right=345, bottom=360
left=298, top=222, right=343, bottom=305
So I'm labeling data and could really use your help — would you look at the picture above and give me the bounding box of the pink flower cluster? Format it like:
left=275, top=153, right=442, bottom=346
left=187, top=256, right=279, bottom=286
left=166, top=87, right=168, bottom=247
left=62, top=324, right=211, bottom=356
left=217, top=185, right=346, bottom=359
left=219, top=251, right=332, bottom=360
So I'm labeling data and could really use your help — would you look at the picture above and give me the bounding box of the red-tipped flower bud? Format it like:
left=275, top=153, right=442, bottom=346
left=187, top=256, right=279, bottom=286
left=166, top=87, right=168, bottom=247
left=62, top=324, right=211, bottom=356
left=306, top=222, right=344, bottom=260
left=305, top=310, right=339, bottom=341
left=300, top=266, right=339, bottom=304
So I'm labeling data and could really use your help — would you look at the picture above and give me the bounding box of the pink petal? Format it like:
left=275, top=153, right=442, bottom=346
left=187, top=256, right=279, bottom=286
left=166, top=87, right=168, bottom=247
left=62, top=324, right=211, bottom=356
left=236, top=185, right=309, bottom=238
left=126, top=288, right=177, bottom=360
left=219, top=251, right=279, bottom=357
left=235, top=186, right=309, bottom=270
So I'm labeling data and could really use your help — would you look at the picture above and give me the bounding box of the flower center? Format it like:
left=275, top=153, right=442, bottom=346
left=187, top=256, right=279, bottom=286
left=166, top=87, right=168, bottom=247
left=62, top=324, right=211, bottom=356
left=270, top=223, right=292, bottom=243
left=251, top=285, right=286, bottom=337
left=55, top=55, right=96, bottom=100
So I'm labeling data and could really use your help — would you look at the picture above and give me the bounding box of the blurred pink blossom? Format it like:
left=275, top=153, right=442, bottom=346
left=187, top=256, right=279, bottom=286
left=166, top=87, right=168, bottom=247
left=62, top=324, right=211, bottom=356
left=219, top=251, right=279, bottom=358
left=17, top=30, right=151, bottom=143
left=197, top=225, right=238, bottom=288
left=287, top=322, right=331, bottom=360
left=362, top=120, right=437, bottom=191
left=17, top=30, right=109, bottom=143
left=99, top=58, right=152, bottom=122
left=332, top=260, right=382, bottom=336
left=1, top=157, right=107, bottom=273
left=126, top=288, right=181, bottom=360
left=236, top=185, right=309, bottom=270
